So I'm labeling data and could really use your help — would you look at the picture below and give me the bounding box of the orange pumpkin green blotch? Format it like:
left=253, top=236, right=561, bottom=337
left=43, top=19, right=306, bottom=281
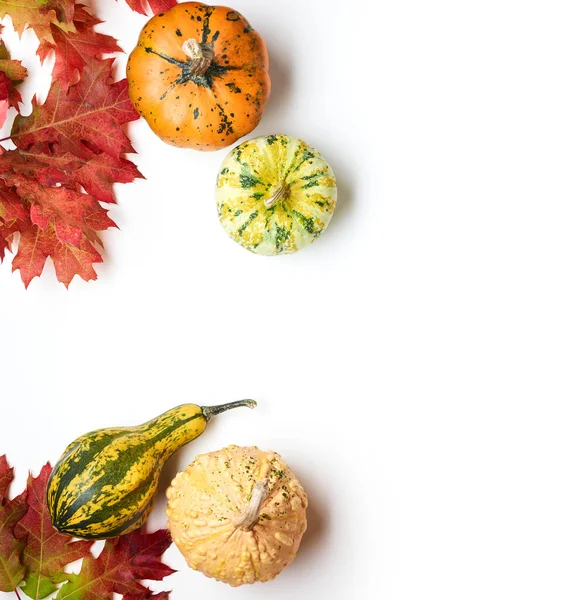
left=126, top=2, right=270, bottom=151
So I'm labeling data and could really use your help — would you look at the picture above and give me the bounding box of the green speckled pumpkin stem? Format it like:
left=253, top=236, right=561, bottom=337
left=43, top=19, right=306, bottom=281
left=202, top=399, right=257, bottom=422
left=181, top=38, right=214, bottom=76
left=264, top=182, right=289, bottom=208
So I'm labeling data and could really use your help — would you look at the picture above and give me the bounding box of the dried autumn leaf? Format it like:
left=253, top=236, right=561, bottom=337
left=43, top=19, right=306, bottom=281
left=0, top=455, right=27, bottom=593
left=12, top=57, right=139, bottom=160
left=55, top=528, right=175, bottom=600
left=14, top=464, right=93, bottom=600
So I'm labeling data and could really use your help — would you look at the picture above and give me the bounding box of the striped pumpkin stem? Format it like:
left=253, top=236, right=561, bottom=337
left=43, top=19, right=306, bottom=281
left=202, top=399, right=257, bottom=422
left=233, top=477, right=270, bottom=531
left=264, top=182, right=289, bottom=208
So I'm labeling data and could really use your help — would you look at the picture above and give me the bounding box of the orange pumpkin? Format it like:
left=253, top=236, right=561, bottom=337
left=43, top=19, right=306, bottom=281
left=126, top=2, right=270, bottom=150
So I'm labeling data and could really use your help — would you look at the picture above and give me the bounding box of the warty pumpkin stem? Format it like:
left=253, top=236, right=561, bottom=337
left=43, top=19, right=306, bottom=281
left=264, top=183, right=289, bottom=208
left=233, top=478, right=270, bottom=531
left=201, top=399, right=257, bottom=422
left=181, top=39, right=214, bottom=76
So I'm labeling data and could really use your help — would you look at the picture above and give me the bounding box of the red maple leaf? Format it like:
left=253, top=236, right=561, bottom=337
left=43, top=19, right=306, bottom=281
left=14, top=464, right=94, bottom=600
left=0, top=456, right=27, bottom=594
left=55, top=529, right=175, bottom=600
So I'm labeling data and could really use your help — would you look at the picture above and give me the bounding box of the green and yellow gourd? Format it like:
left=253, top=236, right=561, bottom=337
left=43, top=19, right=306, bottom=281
left=216, top=134, right=337, bottom=255
left=47, top=400, right=256, bottom=539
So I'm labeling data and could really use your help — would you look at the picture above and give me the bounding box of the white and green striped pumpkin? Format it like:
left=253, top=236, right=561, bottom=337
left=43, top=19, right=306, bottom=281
left=216, top=135, right=337, bottom=255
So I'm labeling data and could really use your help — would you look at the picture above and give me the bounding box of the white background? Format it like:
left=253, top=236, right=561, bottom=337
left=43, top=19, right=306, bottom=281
left=1, top=0, right=574, bottom=598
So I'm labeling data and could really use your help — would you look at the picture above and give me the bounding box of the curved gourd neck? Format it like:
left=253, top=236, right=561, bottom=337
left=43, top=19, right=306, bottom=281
left=141, top=400, right=257, bottom=460
left=139, top=404, right=206, bottom=460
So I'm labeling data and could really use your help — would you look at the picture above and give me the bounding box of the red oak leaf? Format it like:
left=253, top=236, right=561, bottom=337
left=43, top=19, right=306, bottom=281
left=0, top=3, right=142, bottom=286
left=0, top=230, right=9, bottom=260
left=148, top=0, right=177, bottom=14
left=11, top=220, right=104, bottom=287
left=0, top=152, right=117, bottom=247
left=55, top=528, right=175, bottom=600
left=0, top=145, right=140, bottom=286
left=125, top=594, right=171, bottom=600
left=0, top=149, right=77, bottom=188
left=0, top=459, right=174, bottom=599
left=122, top=0, right=177, bottom=16
left=0, top=0, right=59, bottom=45
left=74, top=153, right=143, bottom=204
left=0, top=183, right=27, bottom=227
left=0, top=98, right=7, bottom=129
left=122, top=0, right=147, bottom=15
left=12, top=58, right=138, bottom=160
left=0, top=455, right=27, bottom=593
left=0, top=39, right=27, bottom=110
left=0, top=456, right=13, bottom=504
left=0, top=148, right=142, bottom=204
left=0, top=183, right=27, bottom=261
left=25, top=184, right=115, bottom=246
left=14, top=464, right=93, bottom=599
left=44, top=0, right=76, bottom=24
left=37, top=15, right=121, bottom=90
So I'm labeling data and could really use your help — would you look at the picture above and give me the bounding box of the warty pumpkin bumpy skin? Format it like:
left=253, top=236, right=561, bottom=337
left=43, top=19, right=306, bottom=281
left=166, top=445, right=308, bottom=586
left=126, top=2, right=270, bottom=150
left=46, top=401, right=256, bottom=539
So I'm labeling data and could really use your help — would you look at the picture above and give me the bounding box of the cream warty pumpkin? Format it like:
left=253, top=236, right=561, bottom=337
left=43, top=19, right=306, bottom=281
left=166, top=445, right=308, bottom=586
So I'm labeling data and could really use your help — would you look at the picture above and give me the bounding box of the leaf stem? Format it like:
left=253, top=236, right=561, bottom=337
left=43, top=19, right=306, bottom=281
left=14, top=586, right=22, bottom=600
